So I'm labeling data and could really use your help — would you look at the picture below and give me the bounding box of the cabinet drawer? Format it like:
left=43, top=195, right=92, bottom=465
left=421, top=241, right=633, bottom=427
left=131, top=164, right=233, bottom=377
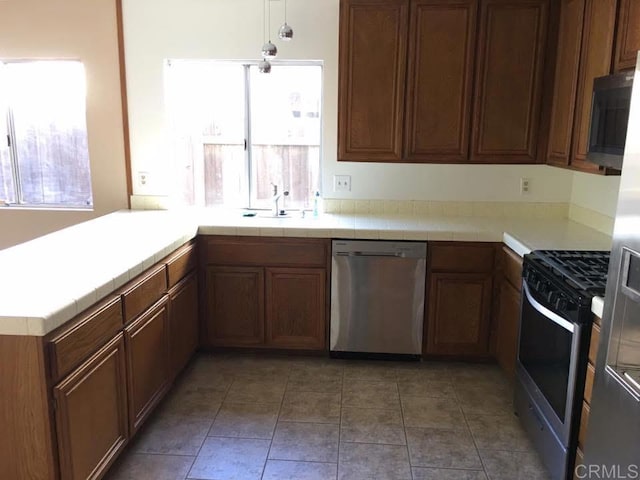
left=203, top=236, right=328, bottom=268
left=121, top=265, right=167, bottom=323
left=49, top=296, right=123, bottom=382
left=429, top=242, right=496, bottom=272
left=589, top=322, right=600, bottom=364
left=166, top=242, right=196, bottom=288
left=502, top=246, right=523, bottom=291
left=585, top=362, right=595, bottom=405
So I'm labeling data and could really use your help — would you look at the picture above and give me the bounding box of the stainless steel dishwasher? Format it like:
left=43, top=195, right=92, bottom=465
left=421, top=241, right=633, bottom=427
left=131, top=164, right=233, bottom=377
left=330, top=240, right=427, bottom=358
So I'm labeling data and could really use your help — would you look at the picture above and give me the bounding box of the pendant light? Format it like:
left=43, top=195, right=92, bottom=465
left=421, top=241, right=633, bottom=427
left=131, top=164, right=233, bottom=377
left=258, top=58, right=272, bottom=73
left=261, top=0, right=277, bottom=60
left=278, top=0, right=294, bottom=41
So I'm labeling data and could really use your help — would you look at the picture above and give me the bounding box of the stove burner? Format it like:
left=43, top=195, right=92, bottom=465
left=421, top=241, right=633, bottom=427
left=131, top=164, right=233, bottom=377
left=530, top=250, right=610, bottom=296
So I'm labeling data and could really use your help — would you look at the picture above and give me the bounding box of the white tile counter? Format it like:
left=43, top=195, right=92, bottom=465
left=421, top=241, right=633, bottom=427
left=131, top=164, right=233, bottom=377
left=0, top=208, right=612, bottom=336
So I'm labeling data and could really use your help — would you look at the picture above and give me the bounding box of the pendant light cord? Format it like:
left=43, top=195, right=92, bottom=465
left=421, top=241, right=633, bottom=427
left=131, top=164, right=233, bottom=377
left=284, top=0, right=287, bottom=23
left=263, top=0, right=266, bottom=43
left=267, top=0, right=271, bottom=41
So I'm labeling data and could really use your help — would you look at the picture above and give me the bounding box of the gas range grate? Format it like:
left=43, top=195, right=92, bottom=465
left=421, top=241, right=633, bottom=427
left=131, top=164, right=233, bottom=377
left=530, top=250, right=610, bottom=296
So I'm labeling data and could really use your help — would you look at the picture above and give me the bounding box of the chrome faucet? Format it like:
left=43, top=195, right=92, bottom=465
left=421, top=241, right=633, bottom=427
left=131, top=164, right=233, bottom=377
left=272, top=184, right=289, bottom=216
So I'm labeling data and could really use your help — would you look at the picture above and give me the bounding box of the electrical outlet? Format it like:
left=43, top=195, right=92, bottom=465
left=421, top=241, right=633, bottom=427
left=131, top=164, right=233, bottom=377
left=138, top=171, right=150, bottom=188
left=334, top=175, right=351, bottom=192
left=520, top=177, right=531, bottom=194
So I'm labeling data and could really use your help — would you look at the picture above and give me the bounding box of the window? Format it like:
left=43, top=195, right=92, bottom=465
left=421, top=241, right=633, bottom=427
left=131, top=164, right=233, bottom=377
left=165, top=60, right=322, bottom=210
left=0, top=61, right=92, bottom=208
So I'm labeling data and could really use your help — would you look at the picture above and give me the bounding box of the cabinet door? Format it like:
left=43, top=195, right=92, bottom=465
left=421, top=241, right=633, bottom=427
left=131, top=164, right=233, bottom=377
left=614, top=0, right=640, bottom=72
left=54, top=334, right=128, bottom=480
left=546, top=0, right=586, bottom=167
left=471, top=0, right=549, bottom=163
left=496, top=279, right=521, bottom=378
left=338, top=0, right=409, bottom=162
left=124, top=296, right=170, bottom=433
left=404, top=0, right=477, bottom=162
left=265, top=268, right=326, bottom=350
left=426, top=272, right=493, bottom=355
left=168, top=272, right=199, bottom=379
left=204, top=266, right=264, bottom=347
left=571, top=0, right=617, bottom=172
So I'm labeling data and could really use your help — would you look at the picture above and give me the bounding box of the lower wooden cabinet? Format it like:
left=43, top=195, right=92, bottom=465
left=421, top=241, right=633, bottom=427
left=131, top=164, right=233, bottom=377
left=168, top=272, right=199, bottom=378
left=425, top=242, right=497, bottom=357
left=426, top=272, right=494, bottom=356
left=53, top=334, right=128, bottom=480
left=201, top=236, right=329, bottom=351
left=205, top=265, right=265, bottom=347
left=265, top=267, right=326, bottom=349
left=124, top=296, right=170, bottom=433
left=495, top=246, right=523, bottom=378
left=496, top=279, right=521, bottom=378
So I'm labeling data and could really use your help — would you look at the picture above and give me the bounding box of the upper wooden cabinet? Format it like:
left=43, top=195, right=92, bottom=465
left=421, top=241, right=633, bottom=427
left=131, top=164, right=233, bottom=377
left=545, top=0, right=622, bottom=174
left=571, top=0, right=618, bottom=172
left=339, top=0, right=550, bottom=164
left=546, top=0, right=585, bottom=167
left=404, top=0, right=477, bottom=162
left=471, top=0, right=549, bottom=163
left=614, top=0, right=640, bottom=72
left=338, top=0, right=409, bottom=161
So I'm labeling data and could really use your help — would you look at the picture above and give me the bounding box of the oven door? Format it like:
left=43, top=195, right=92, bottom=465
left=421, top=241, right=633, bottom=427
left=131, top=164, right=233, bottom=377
left=517, top=280, right=582, bottom=445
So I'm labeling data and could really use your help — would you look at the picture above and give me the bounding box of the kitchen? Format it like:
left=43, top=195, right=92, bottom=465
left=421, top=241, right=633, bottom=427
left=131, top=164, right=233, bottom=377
left=0, top=0, right=638, bottom=479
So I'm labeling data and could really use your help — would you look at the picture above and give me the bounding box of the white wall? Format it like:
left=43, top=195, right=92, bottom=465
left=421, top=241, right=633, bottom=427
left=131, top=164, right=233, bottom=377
left=570, top=171, right=621, bottom=217
left=0, top=0, right=128, bottom=249
left=123, top=0, right=577, bottom=205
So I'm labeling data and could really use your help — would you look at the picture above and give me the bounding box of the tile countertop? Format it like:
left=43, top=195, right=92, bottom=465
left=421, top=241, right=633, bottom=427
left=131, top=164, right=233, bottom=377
left=0, top=208, right=612, bottom=336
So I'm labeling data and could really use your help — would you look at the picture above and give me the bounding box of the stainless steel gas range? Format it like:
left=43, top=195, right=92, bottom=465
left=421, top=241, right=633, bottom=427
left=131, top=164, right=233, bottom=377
left=515, top=250, right=609, bottom=480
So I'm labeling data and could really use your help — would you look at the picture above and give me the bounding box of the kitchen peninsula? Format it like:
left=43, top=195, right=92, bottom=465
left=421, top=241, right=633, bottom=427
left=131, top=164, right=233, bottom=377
left=0, top=208, right=611, bottom=479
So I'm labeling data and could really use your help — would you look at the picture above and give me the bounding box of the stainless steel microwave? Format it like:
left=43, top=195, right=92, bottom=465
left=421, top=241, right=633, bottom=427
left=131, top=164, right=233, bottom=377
left=587, top=71, right=635, bottom=170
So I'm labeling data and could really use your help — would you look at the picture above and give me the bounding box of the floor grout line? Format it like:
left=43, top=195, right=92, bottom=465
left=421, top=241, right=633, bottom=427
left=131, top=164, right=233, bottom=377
left=259, top=363, right=290, bottom=480
left=184, top=364, right=234, bottom=480
left=454, top=375, right=494, bottom=480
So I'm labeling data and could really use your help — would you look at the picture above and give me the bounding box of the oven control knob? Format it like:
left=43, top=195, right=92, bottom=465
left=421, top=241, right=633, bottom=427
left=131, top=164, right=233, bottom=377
left=547, top=291, right=558, bottom=304
left=556, top=297, right=568, bottom=310
left=540, top=282, right=550, bottom=294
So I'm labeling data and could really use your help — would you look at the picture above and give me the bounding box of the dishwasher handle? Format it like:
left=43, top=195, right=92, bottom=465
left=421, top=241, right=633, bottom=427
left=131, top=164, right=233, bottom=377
left=336, top=251, right=406, bottom=258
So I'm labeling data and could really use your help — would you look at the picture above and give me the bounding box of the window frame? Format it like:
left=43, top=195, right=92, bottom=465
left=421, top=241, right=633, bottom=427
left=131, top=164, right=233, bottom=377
left=0, top=59, right=93, bottom=210
left=165, top=59, right=324, bottom=210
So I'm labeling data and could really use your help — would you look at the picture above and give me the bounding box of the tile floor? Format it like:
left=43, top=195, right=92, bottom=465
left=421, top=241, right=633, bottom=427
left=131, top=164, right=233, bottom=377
left=105, top=353, right=550, bottom=480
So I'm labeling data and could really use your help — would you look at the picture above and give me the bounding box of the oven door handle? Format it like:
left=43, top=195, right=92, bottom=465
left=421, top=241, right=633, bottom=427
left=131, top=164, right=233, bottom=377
left=522, top=281, right=575, bottom=333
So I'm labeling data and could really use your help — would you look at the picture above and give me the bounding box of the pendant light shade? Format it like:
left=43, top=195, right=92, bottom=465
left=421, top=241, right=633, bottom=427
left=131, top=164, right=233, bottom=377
left=258, top=58, right=272, bottom=73
left=278, top=22, right=293, bottom=41
left=278, top=0, right=293, bottom=41
left=261, top=41, right=278, bottom=59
